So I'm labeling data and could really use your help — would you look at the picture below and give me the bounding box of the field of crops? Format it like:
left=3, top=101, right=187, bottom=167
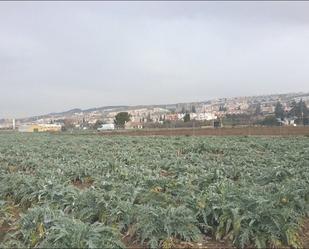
left=0, top=133, right=309, bottom=248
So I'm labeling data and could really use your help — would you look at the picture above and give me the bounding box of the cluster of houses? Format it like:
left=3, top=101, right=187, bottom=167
left=2, top=93, right=308, bottom=132
left=13, top=107, right=219, bottom=132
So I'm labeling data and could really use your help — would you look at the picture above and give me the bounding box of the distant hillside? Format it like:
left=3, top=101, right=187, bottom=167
left=18, top=106, right=128, bottom=122
left=15, top=91, right=309, bottom=122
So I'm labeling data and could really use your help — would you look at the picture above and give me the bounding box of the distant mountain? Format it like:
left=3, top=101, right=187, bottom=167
left=49, top=108, right=83, bottom=116
left=49, top=106, right=131, bottom=116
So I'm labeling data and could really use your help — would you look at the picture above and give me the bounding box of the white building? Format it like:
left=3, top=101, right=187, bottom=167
left=190, top=112, right=217, bottom=121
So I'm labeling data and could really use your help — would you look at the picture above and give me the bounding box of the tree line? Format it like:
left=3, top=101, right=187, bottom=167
left=261, top=100, right=309, bottom=126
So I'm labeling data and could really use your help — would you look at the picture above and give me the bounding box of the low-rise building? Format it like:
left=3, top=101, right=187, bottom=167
left=188, top=112, right=217, bottom=121
left=125, top=121, right=143, bottom=129
left=261, top=105, right=275, bottom=115
left=165, top=114, right=179, bottom=121
left=18, top=124, right=62, bottom=132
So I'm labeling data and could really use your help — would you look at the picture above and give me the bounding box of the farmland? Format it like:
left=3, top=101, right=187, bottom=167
left=98, top=126, right=309, bottom=137
left=0, top=133, right=309, bottom=248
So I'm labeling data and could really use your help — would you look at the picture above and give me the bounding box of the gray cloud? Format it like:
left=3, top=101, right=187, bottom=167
left=0, top=1, right=309, bottom=118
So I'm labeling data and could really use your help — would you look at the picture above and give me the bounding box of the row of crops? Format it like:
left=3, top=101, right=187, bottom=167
left=0, top=133, right=309, bottom=248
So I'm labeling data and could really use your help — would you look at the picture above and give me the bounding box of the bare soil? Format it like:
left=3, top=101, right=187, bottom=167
left=121, top=224, right=309, bottom=249
left=300, top=218, right=309, bottom=249
left=122, top=236, right=235, bottom=249
left=99, top=126, right=309, bottom=137
left=0, top=203, right=21, bottom=242
left=71, top=177, right=94, bottom=189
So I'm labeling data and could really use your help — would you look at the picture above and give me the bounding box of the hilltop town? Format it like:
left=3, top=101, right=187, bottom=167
left=1, top=91, right=309, bottom=131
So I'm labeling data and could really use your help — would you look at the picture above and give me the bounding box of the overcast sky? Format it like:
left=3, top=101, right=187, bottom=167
left=1, top=1, right=309, bottom=118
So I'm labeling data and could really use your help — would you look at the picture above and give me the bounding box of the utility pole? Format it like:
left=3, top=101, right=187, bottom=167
left=301, top=99, right=304, bottom=126
left=193, top=119, right=195, bottom=136
left=248, top=116, right=251, bottom=136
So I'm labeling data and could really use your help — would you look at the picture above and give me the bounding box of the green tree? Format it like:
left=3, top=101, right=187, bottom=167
left=289, top=99, right=308, bottom=125
left=114, top=112, right=131, bottom=128
left=93, top=120, right=104, bottom=130
left=183, top=113, right=190, bottom=122
left=62, top=119, right=75, bottom=131
left=219, top=105, right=227, bottom=112
left=191, top=105, right=196, bottom=113
left=288, top=100, right=297, bottom=118
left=274, top=101, right=285, bottom=120
left=181, top=107, right=186, bottom=114
left=260, top=115, right=279, bottom=126
left=255, top=102, right=261, bottom=115
left=146, top=113, right=153, bottom=122
left=298, top=100, right=308, bottom=124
